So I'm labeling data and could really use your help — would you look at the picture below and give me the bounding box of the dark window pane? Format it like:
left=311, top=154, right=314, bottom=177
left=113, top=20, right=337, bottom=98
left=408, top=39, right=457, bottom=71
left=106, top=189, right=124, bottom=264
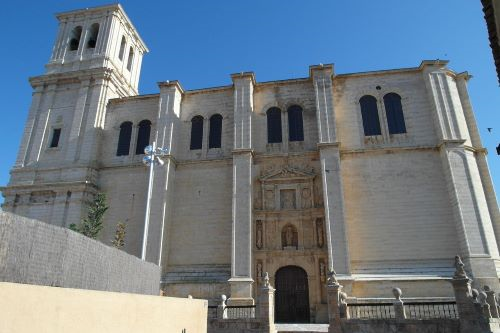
left=267, top=107, right=282, bottom=143
left=87, top=23, right=99, bottom=49
left=50, top=128, right=61, bottom=148
left=360, top=95, right=382, bottom=136
left=209, top=114, right=222, bottom=148
left=288, top=105, right=304, bottom=142
left=69, top=26, right=82, bottom=51
left=190, top=116, right=203, bottom=150
left=116, top=121, right=132, bottom=156
left=135, top=120, right=151, bottom=154
left=384, top=93, right=407, bottom=134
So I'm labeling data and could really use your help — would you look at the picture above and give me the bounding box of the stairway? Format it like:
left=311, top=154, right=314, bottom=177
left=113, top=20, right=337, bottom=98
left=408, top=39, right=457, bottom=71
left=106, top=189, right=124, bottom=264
left=275, top=323, right=329, bottom=333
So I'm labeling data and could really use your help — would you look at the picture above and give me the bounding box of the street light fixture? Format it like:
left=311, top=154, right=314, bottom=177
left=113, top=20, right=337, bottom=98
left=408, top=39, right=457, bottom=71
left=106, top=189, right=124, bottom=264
left=141, top=141, right=167, bottom=261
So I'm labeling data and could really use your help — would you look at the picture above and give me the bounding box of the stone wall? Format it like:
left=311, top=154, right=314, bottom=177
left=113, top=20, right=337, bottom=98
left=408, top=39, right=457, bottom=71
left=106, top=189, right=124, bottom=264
left=340, top=319, right=460, bottom=333
left=0, top=212, right=160, bottom=295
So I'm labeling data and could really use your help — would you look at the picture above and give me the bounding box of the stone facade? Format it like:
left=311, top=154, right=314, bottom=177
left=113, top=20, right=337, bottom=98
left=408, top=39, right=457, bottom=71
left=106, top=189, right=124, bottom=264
left=1, top=4, right=499, bottom=324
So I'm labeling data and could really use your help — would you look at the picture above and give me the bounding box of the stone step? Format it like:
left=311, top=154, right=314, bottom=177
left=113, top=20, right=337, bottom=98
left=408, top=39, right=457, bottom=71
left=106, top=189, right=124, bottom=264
left=275, top=323, right=329, bottom=332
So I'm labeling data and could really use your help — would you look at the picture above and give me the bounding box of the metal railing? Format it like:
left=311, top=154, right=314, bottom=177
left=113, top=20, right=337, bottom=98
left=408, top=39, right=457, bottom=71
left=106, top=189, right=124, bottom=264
left=207, top=305, right=256, bottom=319
left=404, top=302, right=458, bottom=319
left=348, top=301, right=457, bottom=320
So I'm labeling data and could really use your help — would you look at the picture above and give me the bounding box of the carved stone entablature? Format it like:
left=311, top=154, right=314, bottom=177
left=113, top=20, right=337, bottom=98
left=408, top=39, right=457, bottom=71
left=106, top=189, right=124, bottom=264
left=258, top=166, right=316, bottom=212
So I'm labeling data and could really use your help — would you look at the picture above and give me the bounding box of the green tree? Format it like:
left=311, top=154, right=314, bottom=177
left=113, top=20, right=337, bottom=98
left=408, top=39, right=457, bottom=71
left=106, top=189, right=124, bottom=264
left=111, top=222, right=126, bottom=249
left=70, top=192, right=108, bottom=239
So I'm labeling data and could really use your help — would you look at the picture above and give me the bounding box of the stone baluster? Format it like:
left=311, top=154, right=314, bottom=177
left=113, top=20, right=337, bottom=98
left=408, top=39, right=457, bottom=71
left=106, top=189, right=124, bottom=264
left=218, top=294, right=227, bottom=319
left=259, top=272, right=276, bottom=333
left=483, top=286, right=499, bottom=318
left=392, top=287, right=407, bottom=319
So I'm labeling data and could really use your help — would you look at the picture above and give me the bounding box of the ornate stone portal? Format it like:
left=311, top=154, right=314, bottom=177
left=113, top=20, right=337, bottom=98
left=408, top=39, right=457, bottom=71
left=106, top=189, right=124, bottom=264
left=253, top=163, right=328, bottom=322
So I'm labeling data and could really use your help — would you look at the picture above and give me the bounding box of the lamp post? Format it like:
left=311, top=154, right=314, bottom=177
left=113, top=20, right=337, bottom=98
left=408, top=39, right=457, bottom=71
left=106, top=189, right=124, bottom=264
left=141, top=141, right=167, bottom=261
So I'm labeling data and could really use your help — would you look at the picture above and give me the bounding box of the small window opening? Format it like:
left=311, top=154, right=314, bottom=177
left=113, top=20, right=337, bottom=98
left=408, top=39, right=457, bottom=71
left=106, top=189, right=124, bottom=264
left=117, top=122, right=133, bottom=156
left=127, top=47, right=134, bottom=71
left=190, top=116, right=204, bottom=150
left=267, top=107, right=282, bottom=143
left=50, top=128, right=61, bottom=148
left=87, top=23, right=99, bottom=49
left=135, top=120, right=152, bottom=155
left=118, top=36, right=126, bottom=61
left=69, top=26, right=82, bottom=51
left=208, top=114, right=223, bottom=149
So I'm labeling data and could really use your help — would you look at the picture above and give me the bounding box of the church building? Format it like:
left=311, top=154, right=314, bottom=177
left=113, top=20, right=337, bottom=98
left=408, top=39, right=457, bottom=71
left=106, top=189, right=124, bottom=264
left=2, top=4, right=499, bottom=323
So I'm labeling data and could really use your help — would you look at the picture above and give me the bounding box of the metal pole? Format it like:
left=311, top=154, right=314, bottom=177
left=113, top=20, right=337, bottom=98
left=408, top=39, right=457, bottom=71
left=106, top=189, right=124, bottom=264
left=141, top=141, right=156, bottom=260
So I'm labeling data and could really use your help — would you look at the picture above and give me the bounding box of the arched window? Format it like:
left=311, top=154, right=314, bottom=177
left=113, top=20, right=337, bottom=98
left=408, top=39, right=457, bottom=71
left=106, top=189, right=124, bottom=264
left=127, top=47, right=134, bottom=71
left=190, top=116, right=204, bottom=150
left=118, top=36, right=126, bottom=61
left=135, top=120, right=151, bottom=154
left=87, top=23, right=99, bottom=48
left=288, top=105, right=304, bottom=142
left=384, top=93, right=406, bottom=134
left=69, top=26, right=82, bottom=51
left=209, top=114, right=222, bottom=149
left=267, top=107, right=282, bottom=143
left=116, top=121, right=132, bottom=156
left=359, top=95, right=382, bottom=136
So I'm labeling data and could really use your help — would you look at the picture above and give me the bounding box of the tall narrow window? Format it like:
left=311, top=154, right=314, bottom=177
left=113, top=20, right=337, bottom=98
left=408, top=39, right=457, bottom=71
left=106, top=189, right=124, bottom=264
left=49, top=128, right=61, bottom=148
left=127, top=47, right=134, bottom=71
left=69, top=26, right=82, bottom=51
left=118, top=36, right=126, bottom=61
left=190, top=116, right=203, bottom=150
left=288, top=105, right=304, bottom=142
left=359, top=95, right=382, bottom=136
left=87, top=23, right=99, bottom=48
left=209, top=114, right=223, bottom=149
left=267, top=107, right=282, bottom=143
left=384, top=93, right=406, bottom=134
left=135, top=120, right=151, bottom=154
left=116, top=121, right=132, bottom=156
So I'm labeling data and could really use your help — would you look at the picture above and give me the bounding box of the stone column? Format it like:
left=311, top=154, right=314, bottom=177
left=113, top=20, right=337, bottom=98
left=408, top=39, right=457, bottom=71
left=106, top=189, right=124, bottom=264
left=423, top=63, right=500, bottom=290
left=326, top=272, right=342, bottom=333
left=145, top=81, right=182, bottom=267
left=228, top=72, right=255, bottom=305
left=259, top=273, right=276, bottom=333
left=310, top=64, right=350, bottom=274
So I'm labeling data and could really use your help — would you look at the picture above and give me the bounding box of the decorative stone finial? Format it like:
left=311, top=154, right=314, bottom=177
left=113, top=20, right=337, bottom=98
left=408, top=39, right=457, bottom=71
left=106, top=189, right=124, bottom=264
left=187, top=295, right=193, bottom=299
left=484, top=285, right=491, bottom=292
left=263, top=272, right=270, bottom=287
left=472, top=288, right=479, bottom=303
left=339, top=291, right=348, bottom=304
left=392, top=287, right=402, bottom=301
left=220, top=294, right=227, bottom=305
left=478, top=292, right=488, bottom=305
left=454, top=255, right=468, bottom=279
left=327, top=269, right=338, bottom=285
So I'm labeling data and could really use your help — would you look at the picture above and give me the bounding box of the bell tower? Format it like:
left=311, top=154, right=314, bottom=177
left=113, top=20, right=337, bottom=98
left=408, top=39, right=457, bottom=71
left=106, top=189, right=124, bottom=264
left=2, top=4, right=148, bottom=227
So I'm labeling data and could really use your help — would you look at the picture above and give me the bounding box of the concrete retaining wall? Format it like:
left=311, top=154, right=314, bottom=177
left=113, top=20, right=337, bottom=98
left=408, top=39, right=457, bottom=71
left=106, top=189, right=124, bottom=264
left=0, top=282, right=207, bottom=333
left=0, top=212, right=160, bottom=295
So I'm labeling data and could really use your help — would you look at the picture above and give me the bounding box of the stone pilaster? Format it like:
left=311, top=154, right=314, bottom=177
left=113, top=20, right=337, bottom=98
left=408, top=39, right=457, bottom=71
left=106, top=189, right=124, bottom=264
left=144, top=81, right=182, bottom=267
left=311, top=64, right=350, bottom=274
left=228, top=72, right=255, bottom=305
left=456, top=73, right=500, bottom=256
left=423, top=64, right=500, bottom=290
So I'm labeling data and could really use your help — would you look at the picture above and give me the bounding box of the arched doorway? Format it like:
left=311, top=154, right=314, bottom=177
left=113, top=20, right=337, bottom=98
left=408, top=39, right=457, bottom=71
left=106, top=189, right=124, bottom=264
left=275, top=266, right=310, bottom=323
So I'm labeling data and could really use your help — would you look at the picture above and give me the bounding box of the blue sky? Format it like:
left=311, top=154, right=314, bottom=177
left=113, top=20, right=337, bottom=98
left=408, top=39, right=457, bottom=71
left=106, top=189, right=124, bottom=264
left=0, top=1, right=498, bottom=204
